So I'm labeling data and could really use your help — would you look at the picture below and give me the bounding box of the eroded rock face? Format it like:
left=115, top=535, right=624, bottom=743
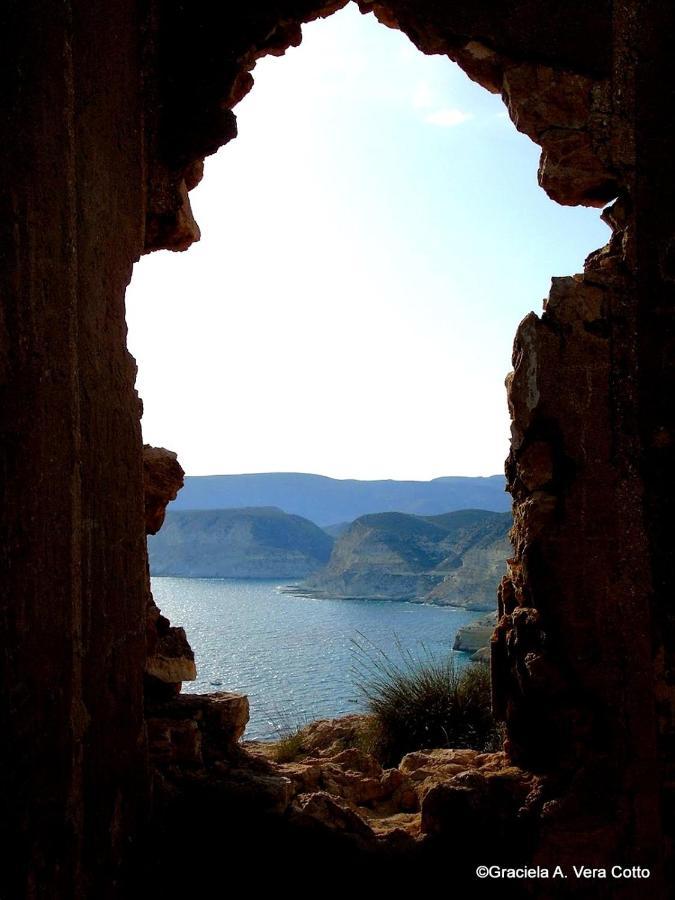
left=491, top=215, right=664, bottom=876
left=147, top=692, right=250, bottom=768
left=145, top=611, right=196, bottom=687
left=142, top=446, right=196, bottom=696
left=453, top=612, right=497, bottom=659
left=150, top=709, right=535, bottom=856
left=146, top=0, right=618, bottom=254
left=143, top=445, right=184, bottom=535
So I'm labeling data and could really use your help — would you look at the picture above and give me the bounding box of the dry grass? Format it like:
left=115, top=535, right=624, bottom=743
left=272, top=727, right=306, bottom=763
left=352, top=635, right=500, bottom=767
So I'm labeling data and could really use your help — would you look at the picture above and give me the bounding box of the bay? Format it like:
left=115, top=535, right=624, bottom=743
left=152, top=576, right=487, bottom=740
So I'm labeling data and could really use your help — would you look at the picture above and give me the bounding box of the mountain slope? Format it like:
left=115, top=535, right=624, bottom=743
left=148, top=507, right=333, bottom=578
left=169, top=472, right=509, bottom=525
left=297, top=509, right=511, bottom=609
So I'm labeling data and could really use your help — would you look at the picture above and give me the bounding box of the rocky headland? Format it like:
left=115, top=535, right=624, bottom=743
left=148, top=506, right=334, bottom=578
left=452, top=612, right=498, bottom=662
left=297, top=509, right=511, bottom=609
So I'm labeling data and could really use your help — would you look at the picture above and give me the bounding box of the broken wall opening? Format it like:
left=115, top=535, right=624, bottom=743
left=134, top=1, right=609, bottom=744
left=4, top=0, right=673, bottom=895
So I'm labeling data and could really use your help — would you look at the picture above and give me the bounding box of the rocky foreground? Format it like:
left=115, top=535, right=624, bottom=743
left=146, top=692, right=538, bottom=859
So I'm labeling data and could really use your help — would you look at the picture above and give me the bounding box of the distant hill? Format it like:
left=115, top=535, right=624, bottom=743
left=148, top=507, right=334, bottom=578
left=169, top=472, right=509, bottom=525
left=296, top=509, right=511, bottom=609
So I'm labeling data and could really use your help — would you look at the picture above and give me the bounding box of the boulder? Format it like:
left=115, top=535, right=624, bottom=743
left=146, top=692, right=250, bottom=768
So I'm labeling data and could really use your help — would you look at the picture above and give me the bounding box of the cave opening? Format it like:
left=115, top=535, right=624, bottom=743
left=130, top=2, right=609, bottom=744
left=8, top=0, right=672, bottom=894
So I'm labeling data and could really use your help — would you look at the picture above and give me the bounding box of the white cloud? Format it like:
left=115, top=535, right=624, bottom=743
left=424, top=108, right=473, bottom=127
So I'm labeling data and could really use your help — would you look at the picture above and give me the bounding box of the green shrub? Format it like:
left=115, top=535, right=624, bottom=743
left=352, top=636, right=501, bottom=767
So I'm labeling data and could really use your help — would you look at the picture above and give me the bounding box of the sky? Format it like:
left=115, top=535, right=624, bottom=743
left=126, top=2, right=610, bottom=481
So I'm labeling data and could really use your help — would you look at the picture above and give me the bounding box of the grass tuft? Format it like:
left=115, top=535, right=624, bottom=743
left=272, top=727, right=306, bottom=763
left=352, top=634, right=501, bottom=768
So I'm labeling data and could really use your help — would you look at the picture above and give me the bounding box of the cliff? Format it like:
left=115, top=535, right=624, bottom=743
left=148, top=507, right=334, bottom=578
left=453, top=612, right=498, bottom=661
left=298, top=509, right=511, bottom=608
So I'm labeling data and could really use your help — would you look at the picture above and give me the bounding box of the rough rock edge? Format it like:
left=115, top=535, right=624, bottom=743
left=145, top=0, right=617, bottom=254
left=143, top=446, right=197, bottom=694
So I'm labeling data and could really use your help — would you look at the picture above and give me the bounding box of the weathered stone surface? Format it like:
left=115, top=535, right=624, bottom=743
left=290, top=791, right=377, bottom=842
left=142, top=444, right=196, bottom=695
left=453, top=612, right=498, bottom=657
left=148, top=0, right=617, bottom=252
left=143, top=445, right=184, bottom=536
left=416, top=760, right=536, bottom=841
left=145, top=625, right=197, bottom=684
left=289, top=714, right=374, bottom=757
left=147, top=692, right=250, bottom=770
left=147, top=717, right=203, bottom=768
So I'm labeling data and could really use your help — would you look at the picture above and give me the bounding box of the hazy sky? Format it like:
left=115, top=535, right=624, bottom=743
left=126, top=3, right=609, bottom=481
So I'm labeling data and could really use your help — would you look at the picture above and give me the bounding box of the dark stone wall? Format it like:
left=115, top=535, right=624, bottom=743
left=0, top=2, right=148, bottom=897
left=631, top=0, right=675, bottom=874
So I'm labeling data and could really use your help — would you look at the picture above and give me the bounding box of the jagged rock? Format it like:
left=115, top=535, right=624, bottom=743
left=143, top=445, right=185, bottom=535
left=269, top=728, right=415, bottom=808
left=208, top=769, right=294, bottom=816
left=453, top=612, right=497, bottom=658
left=145, top=624, right=197, bottom=684
left=363, top=813, right=420, bottom=846
left=316, top=765, right=386, bottom=806
left=289, top=791, right=377, bottom=843
left=327, top=747, right=382, bottom=776
left=420, top=764, right=537, bottom=836
left=147, top=692, right=250, bottom=768
left=142, top=445, right=197, bottom=695
left=292, top=714, right=374, bottom=757
left=400, top=747, right=481, bottom=774
left=284, top=759, right=387, bottom=807
left=147, top=717, right=203, bottom=768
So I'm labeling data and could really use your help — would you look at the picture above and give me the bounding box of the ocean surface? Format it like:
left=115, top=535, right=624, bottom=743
left=152, top=576, right=486, bottom=740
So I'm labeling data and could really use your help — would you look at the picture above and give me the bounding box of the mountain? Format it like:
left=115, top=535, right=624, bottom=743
left=148, top=507, right=334, bottom=578
left=169, top=472, right=509, bottom=525
left=296, top=509, right=511, bottom=609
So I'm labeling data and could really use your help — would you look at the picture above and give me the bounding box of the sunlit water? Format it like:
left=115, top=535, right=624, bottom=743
left=152, top=576, right=486, bottom=740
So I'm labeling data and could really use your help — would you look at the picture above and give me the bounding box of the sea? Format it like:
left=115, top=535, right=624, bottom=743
left=152, top=576, right=485, bottom=740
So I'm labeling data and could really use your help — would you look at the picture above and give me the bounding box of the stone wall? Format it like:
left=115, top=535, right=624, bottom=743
left=0, top=2, right=149, bottom=897
left=1, top=1, right=674, bottom=896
